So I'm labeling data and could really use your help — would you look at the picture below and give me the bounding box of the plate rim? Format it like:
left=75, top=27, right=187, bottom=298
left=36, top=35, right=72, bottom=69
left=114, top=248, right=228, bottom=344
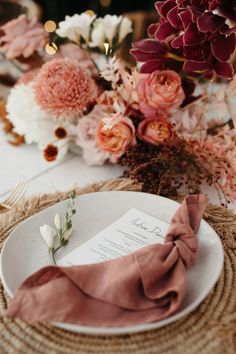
left=0, top=191, right=224, bottom=335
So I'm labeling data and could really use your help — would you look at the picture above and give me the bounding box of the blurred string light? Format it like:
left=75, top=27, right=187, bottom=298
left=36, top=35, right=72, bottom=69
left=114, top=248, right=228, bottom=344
left=100, top=0, right=111, bottom=7
left=103, top=42, right=113, bottom=57
left=44, top=20, right=57, bottom=55
left=103, top=43, right=110, bottom=56
left=44, top=20, right=56, bottom=33
left=45, top=42, right=58, bottom=55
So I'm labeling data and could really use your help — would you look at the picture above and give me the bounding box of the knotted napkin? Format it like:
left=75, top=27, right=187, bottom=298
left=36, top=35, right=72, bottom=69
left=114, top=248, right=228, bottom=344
left=6, top=195, right=206, bottom=327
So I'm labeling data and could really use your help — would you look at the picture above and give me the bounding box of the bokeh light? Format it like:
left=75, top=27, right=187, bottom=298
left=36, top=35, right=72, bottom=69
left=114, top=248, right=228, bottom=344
left=100, top=0, right=111, bottom=7
left=45, top=42, right=58, bottom=55
left=103, top=43, right=110, bottom=56
left=44, top=20, right=56, bottom=33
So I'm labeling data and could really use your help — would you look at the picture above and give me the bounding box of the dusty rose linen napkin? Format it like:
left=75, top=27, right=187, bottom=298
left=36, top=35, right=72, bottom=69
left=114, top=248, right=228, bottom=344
left=6, top=195, right=206, bottom=327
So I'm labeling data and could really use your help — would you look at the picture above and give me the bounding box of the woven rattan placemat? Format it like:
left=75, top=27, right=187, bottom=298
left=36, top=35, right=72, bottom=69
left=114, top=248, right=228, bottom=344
left=0, top=178, right=235, bottom=354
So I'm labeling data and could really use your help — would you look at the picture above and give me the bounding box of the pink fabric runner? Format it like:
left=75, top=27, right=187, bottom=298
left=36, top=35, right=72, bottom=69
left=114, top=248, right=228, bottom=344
left=6, top=195, right=206, bottom=327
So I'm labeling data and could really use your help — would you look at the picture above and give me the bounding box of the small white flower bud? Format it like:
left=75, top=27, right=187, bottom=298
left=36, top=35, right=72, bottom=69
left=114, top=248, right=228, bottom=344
left=40, top=225, right=56, bottom=248
left=54, top=213, right=61, bottom=230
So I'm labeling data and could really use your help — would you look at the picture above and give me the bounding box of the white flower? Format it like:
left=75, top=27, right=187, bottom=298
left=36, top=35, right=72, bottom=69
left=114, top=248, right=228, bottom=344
left=118, top=17, right=132, bottom=43
left=102, top=15, right=122, bottom=46
left=40, top=225, right=56, bottom=248
left=7, top=82, right=74, bottom=157
left=100, top=15, right=132, bottom=47
left=56, top=13, right=96, bottom=44
left=54, top=214, right=61, bottom=230
left=7, top=83, right=56, bottom=148
left=89, top=19, right=106, bottom=48
left=63, top=228, right=73, bottom=241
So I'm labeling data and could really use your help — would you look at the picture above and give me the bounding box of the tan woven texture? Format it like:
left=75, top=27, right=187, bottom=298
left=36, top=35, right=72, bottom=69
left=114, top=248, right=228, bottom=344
left=0, top=178, right=235, bottom=354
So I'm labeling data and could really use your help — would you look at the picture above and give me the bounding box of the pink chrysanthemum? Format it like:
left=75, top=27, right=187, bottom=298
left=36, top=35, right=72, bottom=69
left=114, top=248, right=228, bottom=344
left=34, top=58, right=97, bottom=118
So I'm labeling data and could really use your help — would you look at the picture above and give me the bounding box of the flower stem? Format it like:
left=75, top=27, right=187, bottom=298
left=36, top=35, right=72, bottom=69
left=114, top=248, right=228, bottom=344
left=50, top=248, right=57, bottom=265
left=50, top=245, right=65, bottom=265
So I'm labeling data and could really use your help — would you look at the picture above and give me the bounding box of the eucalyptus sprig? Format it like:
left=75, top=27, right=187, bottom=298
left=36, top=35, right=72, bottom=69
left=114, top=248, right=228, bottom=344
left=40, top=190, right=77, bottom=265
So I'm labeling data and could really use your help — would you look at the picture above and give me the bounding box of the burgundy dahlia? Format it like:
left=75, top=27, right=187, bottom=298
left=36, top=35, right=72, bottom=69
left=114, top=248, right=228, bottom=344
left=209, top=0, right=236, bottom=23
left=131, top=39, right=182, bottom=73
left=132, top=0, right=236, bottom=80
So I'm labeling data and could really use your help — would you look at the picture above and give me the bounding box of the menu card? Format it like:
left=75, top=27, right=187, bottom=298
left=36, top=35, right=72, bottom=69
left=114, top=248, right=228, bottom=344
left=58, top=208, right=170, bottom=266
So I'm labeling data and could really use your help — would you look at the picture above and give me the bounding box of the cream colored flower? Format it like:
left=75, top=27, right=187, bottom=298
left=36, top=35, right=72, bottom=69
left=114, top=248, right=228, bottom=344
left=40, top=225, right=56, bottom=248
left=89, top=19, right=106, bottom=48
left=102, top=15, right=122, bottom=46
left=6, top=82, right=73, bottom=153
left=56, top=13, right=96, bottom=43
left=54, top=214, right=61, bottom=230
left=118, top=17, right=132, bottom=43
left=7, top=83, right=56, bottom=148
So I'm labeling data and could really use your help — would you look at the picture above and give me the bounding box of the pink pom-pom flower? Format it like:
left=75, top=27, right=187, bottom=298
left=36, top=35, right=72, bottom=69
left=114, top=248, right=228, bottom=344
left=34, top=58, right=97, bottom=118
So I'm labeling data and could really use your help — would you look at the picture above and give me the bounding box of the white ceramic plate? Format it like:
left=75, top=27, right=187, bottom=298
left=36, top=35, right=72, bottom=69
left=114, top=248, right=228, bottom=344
left=0, top=191, right=224, bottom=335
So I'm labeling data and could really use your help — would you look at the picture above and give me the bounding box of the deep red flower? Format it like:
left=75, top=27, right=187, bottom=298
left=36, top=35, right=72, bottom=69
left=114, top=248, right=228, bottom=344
left=43, top=144, right=58, bottom=161
left=131, top=39, right=169, bottom=73
left=132, top=0, right=236, bottom=80
left=131, top=39, right=183, bottom=74
left=209, top=0, right=236, bottom=23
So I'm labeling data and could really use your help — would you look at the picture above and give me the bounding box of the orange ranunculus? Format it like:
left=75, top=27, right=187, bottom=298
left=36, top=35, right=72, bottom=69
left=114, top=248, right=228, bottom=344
left=137, top=116, right=172, bottom=145
left=96, top=114, right=136, bottom=159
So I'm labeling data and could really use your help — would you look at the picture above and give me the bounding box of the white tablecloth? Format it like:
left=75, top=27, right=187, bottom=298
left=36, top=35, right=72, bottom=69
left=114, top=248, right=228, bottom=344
left=1, top=129, right=236, bottom=213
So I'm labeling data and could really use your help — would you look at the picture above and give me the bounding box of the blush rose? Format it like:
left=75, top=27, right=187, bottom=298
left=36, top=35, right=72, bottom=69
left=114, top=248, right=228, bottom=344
left=76, top=107, right=110, bottom=166
left=137, top=70, right=185, bottom=117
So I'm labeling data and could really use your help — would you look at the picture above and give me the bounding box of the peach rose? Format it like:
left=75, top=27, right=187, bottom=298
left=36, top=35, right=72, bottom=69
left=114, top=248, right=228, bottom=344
left=96, top=113, right=136, bottom=158
left=137, top=70, right=185, bottom=117
left=137, top=116, right=172, bottom=145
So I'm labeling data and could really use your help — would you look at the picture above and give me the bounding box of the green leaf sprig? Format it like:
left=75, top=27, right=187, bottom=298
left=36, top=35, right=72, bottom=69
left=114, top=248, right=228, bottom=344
left=49, top=190, right=77, bottom=265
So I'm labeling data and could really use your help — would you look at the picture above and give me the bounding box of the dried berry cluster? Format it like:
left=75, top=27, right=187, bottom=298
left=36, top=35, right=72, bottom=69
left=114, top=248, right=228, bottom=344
left=120, top=135, right=234, bottom=206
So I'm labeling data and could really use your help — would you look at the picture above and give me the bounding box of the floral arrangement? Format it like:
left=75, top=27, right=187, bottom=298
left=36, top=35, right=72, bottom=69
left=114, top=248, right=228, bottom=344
left=1, top=5, right=236, bottom=205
